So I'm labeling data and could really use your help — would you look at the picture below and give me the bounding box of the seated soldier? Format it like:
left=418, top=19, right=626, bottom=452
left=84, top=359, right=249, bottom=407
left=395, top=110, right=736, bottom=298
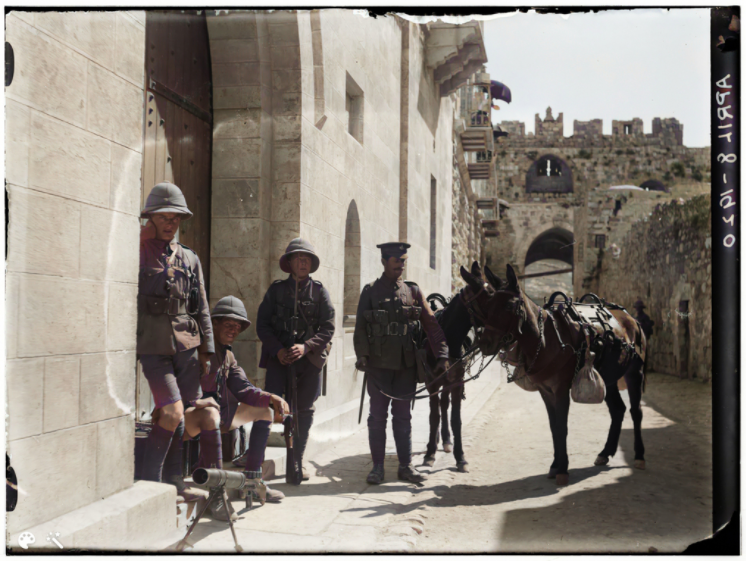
left=183, top=296, right=289, bottom=520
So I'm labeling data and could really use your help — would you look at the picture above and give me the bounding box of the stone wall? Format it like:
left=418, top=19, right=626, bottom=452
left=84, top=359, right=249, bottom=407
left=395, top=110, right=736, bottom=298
left=451, top=140, right=484, bottom=292
left=595, top=195, right=712, bottom=380
left=5, top=11, right=145, bottom=533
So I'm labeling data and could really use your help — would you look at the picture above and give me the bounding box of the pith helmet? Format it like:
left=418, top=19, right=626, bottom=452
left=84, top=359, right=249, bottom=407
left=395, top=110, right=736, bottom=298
left=633, top=299, right=646, bottom=309
left=279, top=238, right=320, bottom=274
left=211, top=296, right=251, bottom=332
left=140, top=182, right=193, bottom=219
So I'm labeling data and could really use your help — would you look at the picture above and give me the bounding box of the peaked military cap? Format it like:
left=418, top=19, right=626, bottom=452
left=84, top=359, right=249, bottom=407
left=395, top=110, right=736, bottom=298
left=211, top=295, right=251, bottom=332
left=377, top=242, right=410, bottom=259
left=140, top=182, right=193, bottom=220
left=279, top=238, right=320, bottom=274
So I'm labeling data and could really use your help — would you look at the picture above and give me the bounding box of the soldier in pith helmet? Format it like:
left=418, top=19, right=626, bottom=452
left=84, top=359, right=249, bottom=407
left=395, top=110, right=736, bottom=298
left=184, top=295, right=290, bottom=519
left=137, top=182, right=219, bottom=501
left=354, top=242, right=450, bottom=484
left=255, top=238, right=336, bottom=480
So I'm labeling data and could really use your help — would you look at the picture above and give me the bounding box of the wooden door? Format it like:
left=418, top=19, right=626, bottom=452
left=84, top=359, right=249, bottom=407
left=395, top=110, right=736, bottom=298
left=137, top=10, right=213, bottom=422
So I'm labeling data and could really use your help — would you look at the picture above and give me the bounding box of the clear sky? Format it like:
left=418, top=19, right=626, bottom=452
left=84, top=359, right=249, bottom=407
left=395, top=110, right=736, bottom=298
left=483, top=8, right=711, bottom=147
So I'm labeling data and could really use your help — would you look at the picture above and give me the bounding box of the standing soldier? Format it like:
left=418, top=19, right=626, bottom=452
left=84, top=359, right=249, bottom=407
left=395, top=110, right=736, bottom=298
left=354, top=242, right=450, bottom=484
left=255, top=238, right=335, bottom=480
left=138, top=182, right=218, bottom=499
left=633, top=299, right=655, bottom=341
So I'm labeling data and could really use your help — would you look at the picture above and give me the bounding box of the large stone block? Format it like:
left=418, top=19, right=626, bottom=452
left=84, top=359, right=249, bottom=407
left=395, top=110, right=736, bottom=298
left=6, top=15, right=88, bottom=128
left=7, top=424, right=97, bottom=534
left=212, top=62, right=261, bottom=87
left=87, top=62, right=144, bottom=150
left=107, top=283, right=138, bottom=351
left=207, top=13, right=258, bottom=41
left=6, top=273, right=21, bottom=360
left=272, top=144, right=302, bottom=182
left=212, top=178, right=260, bottom=218
left=18, top=276, right=106, bottom=357
left=5, top=99, right=30, bottom=188
left=270, top=221, right=301, bottom=259
left=29, top=112, right=111, bottom=207
left=274, top=115, right=302, bottom=142
left=96, top=416, right=134, bottom=499
left=80, top=205, right=139, bottom=283
left=273, top=69, right=303, bottom=93
left=43, top=356, right=81, bottom=433
left=210, top=39, right=258, bottom=64
left=271, top=45, right=302, bottom=69
left=271, top=183, right=301, bottom=222
left=211, top=217, right=269, bottom=259
left=212, top=138, right=262, bottom=178
left=213, top=108, right=262, bottom=139
left=210, top=257, right=269, bottom=304
left=110, top=144, right=143, bottom=216
left=7, top=186, right=81, bottom=278
left=34, top=11, right=117, bottom=70
left=80, top=352, right=136, bottom=425
left=115, top=12, right=146, bottom=85
left=6, top=358, right=44, bottom=441
left=213, top=86, right=261, bottom=110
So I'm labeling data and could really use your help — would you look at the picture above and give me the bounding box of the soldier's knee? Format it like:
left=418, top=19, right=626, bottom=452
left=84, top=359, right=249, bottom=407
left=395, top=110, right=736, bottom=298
left=198, top=408, right=221, bottom=431
left=159, top=402, right=184, bottom=429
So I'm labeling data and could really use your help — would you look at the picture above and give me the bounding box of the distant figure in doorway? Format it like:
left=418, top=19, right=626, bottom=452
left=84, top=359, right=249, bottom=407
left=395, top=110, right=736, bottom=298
left=633, top=299, right=655, bottom=340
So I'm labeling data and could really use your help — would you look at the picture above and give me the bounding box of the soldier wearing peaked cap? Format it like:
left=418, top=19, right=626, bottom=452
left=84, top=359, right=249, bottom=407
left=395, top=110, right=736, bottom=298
left=633, top=299, right=655, bottom=341
left=255, top=238, right=336, bottom=480
left=137, top=182, right=219, bottom=501
left=183, top=296, right=290, bottom=518
left=354, top=242, right=450, bottom=484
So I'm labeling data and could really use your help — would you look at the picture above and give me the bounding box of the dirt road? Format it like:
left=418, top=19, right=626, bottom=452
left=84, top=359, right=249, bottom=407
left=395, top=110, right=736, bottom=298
left=404, top=372, right=712, bottom=553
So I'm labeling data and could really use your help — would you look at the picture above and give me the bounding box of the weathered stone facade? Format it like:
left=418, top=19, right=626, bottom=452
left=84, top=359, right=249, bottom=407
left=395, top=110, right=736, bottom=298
left=5, top=9, right=489, bottom=547
left=594, top=195, right=712, bottom=380
left=5, top=10, right=178, bottom=547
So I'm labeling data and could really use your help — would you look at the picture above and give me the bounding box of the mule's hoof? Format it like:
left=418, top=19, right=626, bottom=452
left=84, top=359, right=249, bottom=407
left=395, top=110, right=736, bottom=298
left=634, top=459, right=646, bottom=470
left=555, top=474, right=569, bottom=486
left=422, top=456, right=436, bottom=467
left=594, top=455, right=609, bottom=466
left=443, top=441, right=453, bottom=454
left=456, top=461, right=469, bottom=473
left=547, top=468, right=558, bottom=479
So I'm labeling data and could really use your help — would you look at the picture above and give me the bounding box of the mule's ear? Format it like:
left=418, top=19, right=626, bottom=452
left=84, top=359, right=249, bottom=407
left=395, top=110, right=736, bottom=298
left=460, top=265, right=472, bottom=284
left=484, top=265, right=502, bottom=289
left=471, top=261, right=482, bottom=278
left=506, top=264, right=519, bottom=290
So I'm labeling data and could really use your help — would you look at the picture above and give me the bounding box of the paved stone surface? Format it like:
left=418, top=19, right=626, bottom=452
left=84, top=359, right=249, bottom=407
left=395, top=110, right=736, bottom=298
left=167, top=359, right=503, bottom=553
left=166, top=369, right=711, bottom=554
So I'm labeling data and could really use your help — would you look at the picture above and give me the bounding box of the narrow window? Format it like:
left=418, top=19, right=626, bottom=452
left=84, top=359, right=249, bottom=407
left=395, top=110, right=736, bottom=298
left=595, top=234, right=606, bottom=249
left=624, top=124, right=631, bottom=135
left=430, top=176, right=437, bottom=269
left=346, top=72, right=364, bottom=143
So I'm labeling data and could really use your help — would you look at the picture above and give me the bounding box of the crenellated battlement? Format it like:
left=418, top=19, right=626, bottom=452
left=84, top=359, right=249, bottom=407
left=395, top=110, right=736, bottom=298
left=500, top=107, right=685, bottom=146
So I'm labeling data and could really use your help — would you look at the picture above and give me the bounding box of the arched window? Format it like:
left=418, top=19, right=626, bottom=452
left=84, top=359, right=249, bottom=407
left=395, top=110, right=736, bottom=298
left=343, top=201, right=361, bottom=317
left=526, top=155, right=573, bottom=193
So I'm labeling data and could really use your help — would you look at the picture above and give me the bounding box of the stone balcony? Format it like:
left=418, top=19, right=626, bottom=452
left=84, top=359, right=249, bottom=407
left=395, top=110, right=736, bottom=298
left=424, top=20, right=489, bottom=97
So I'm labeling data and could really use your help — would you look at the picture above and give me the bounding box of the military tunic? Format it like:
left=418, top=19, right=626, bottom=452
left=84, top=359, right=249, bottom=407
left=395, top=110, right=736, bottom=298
left=201, top=342, right=273, bottom=429
left=354, top=274, right=448, bottom=466
left=138, top=237, right=214, bottom=409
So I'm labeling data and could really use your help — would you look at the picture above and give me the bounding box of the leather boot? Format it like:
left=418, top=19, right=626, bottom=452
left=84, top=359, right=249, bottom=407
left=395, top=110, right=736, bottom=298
left=161, top=421, right=202, bottom=502
left=392, top=426, right=413, bottom=468
left=398, top=464, right=427, bottom=484
left=366, top=463, right=385, bottom=484
left=141, top=423, right=174, bottom=482
left=198, top=429, right=223, bottom=470
left=296, top=415, right=313, bottom=481
left=368, top=427, right=387, bottom=466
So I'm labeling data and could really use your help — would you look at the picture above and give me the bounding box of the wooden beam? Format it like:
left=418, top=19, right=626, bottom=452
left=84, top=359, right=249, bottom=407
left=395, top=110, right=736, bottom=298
left=518, top=268, right=573, bottom=280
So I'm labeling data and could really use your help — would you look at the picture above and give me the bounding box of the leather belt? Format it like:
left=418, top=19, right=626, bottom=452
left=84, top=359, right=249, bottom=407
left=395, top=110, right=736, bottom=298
left=138, top=294, right=189, bottom=316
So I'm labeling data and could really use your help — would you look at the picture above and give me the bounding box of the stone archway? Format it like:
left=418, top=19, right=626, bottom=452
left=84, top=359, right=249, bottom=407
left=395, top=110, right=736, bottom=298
left=526, top=154, right=573, bottom=193
left=524, top=227, right=574, bottom=268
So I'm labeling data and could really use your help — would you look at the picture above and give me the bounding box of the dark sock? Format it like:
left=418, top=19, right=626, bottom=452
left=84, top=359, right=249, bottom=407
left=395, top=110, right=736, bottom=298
left=162, top=419, right=186, bottom=491
left=199, top=429, right=223, bottom=470
left=141, top=423, right=175, bottom=482
left=244, top=421, right=271, bottom=473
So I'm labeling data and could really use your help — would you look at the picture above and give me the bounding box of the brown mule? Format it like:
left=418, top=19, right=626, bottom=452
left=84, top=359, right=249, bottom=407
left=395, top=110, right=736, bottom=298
left=460, top=263, right=647, bottom=486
